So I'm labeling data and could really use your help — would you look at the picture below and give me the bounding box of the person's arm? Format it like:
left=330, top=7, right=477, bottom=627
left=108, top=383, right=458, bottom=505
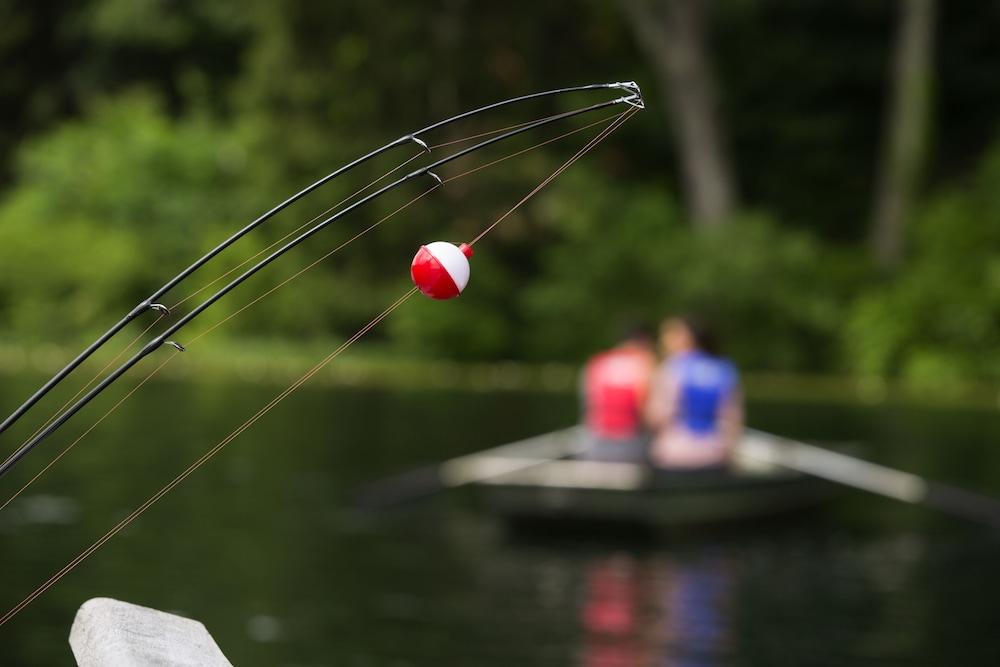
left=644, top=366, right=676, bottom=431
left=718, top=387, right=744, bottom=460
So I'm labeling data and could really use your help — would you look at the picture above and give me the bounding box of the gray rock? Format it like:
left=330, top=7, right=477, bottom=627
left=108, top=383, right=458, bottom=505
left=69, top=597, right=232, bottom=666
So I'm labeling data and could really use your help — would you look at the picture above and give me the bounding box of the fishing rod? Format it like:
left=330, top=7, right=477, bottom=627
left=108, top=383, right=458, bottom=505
left=0, top=107, right=639, bottom=628
left=0, top=86, right=644, bottom=479
left=0, top=81, right=642, bottom=439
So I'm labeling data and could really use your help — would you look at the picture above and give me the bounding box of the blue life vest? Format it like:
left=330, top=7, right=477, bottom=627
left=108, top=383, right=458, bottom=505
left=668, top=352, right=738, bottom=435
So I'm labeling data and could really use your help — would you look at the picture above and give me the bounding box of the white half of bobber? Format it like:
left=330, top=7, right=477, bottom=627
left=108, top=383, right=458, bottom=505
left=424, top=241, right=471, bottom=291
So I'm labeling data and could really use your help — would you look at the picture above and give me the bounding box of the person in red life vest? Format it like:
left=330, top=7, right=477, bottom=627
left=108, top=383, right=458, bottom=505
left=645, top=316, right=744, bottom=469
left=580, top=326, right=657, bottom=462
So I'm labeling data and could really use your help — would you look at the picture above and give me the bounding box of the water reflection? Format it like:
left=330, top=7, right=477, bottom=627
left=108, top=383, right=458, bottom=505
left=580, top=552, right=732, bottom=667
left=2, top=373, right=1000, bottom=665
left=581, top=555, right=645, bottom=666
left=657, top=554, right=733, bottom=665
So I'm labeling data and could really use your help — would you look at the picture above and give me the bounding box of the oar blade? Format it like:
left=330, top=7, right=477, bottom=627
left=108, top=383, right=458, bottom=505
left=350, top=465, right=445, bottom=510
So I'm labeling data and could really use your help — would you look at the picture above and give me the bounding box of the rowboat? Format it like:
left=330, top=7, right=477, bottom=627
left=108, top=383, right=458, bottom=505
left=357, top=426, right=1000, bottom=528
left=455, top=427, right=841, bottom=527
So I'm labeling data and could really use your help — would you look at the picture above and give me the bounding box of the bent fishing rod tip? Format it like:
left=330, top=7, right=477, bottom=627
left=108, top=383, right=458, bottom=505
left=608, top=80, right=641, bottom=95
left=607, top=81, right=644, bottom=109
left=618, top=94, right=645, bottom=110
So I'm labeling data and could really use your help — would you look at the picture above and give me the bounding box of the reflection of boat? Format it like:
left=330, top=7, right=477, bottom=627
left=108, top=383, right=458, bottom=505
left=463, top=428, right=840, bottom=527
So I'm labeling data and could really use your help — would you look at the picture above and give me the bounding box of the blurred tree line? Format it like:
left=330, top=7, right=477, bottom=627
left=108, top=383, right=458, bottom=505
left=0, top=0, right=998, bottom=388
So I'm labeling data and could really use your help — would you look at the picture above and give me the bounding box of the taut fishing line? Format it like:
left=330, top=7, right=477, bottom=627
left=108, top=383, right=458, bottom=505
left=0, top=90, right=639, bottom=625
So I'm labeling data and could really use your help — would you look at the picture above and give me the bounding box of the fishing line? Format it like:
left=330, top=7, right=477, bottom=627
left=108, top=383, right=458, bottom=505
left=0, top=105, right=636, bottom=626
left=0, top=149, right=419, bottom=473
left=185, top=186, right=441, bottom=346
left=0, top=109, right=624, bottom=505
left=169, top=101, right=620, bottom=312
left=441, top=112, right=619, bottom=184
left=0, top=352, right=179, bottom=513
left=6, top=133, right=442, bottom=465
left=181, top=110, right=625, bottom=343
left=0, top=288, right=417, bottom=628
left=429, top=106, right=606, bottom=150
left=0, top=188, right=436, bottom=511
left=470, top=106, right=637, bottom=245
left=164, top=109, right=630, bottom=349
left=0, top=315, right=165, bottom=468
left=169, top=151, right=427, bottom=311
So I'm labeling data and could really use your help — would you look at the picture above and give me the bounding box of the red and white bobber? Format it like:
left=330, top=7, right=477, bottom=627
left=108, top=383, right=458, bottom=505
left=410, top=241, right=473, bottom=300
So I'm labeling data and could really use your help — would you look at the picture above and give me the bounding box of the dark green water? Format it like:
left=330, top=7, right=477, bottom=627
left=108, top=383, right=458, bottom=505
left=1, top=374, right=999, bottom=665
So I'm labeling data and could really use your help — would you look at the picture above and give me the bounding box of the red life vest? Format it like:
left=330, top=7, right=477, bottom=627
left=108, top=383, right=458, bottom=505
left=584, top=347, right=652, bottom=439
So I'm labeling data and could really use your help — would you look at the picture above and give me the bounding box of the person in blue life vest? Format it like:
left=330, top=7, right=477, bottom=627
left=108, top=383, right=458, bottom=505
left=645, top=316, right=743, bottom=469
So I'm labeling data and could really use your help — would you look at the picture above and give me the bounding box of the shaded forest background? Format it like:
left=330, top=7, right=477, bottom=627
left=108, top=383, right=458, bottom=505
left=0, top=0, right=998, bottom=390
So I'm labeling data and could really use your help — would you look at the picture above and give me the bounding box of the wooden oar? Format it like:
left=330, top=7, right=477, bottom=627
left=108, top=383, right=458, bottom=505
left=740, top=429, right=1000, bottom=527
left=351, top=426, right=587, bottom=509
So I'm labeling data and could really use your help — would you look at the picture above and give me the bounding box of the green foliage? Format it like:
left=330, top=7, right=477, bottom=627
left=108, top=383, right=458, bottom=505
left=846, top=140, right=1000, bottom=387
left=0, top=0, right=998, bottom=388
left=519, top=168, right=851, bottom=369
left=389, top=251, right=518, bottom=360
left=0, top=92, right=274, bottom=340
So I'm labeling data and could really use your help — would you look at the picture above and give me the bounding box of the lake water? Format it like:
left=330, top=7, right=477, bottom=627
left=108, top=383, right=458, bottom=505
left=1, top=374, right=999, bottom=665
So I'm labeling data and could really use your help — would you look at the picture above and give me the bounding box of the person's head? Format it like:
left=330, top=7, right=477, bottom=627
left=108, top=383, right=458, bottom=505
left=660, top=315, right=719, bottom=357
left=618, top=322, right=654, bottom=350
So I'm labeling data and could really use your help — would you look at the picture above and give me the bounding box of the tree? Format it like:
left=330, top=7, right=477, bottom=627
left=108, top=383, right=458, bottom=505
left=621, top=0, right=737, bottom=228
left=871, top=0, right=936, bottom=268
